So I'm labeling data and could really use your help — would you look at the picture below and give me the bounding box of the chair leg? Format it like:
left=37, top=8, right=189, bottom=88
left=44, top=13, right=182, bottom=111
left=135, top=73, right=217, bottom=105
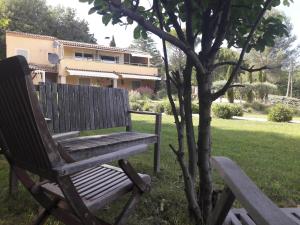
left=114, top=188, right=142, bottom=225
left=32, top=208, right=50, bottom=225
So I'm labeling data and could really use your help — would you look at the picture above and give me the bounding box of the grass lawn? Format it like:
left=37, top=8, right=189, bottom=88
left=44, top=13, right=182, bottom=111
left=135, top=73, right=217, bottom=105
left=0, top=114, right=299, bottom=224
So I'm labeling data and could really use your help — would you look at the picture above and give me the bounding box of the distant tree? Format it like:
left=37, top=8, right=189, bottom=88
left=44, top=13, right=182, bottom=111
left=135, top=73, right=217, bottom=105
left=0, top=0, right=96, bottom=59
left=109, top=35, right=116, bottom=47
left=129, top=35, right=162, bottom=67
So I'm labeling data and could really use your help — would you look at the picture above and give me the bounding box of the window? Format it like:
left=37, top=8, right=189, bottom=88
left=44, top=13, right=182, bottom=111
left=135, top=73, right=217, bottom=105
left=75, top=52, right=83, bottom=59
left=100, top=55, right=119, bottom=64
left=132, top=81, right=141, bottom=90
left=75, top=52, right=94, bottom=60
left=16, top=49, right=28, bottom=60
left=83, top=53, right=93, bottom=60
left=79, top=78, right=90, bottom=86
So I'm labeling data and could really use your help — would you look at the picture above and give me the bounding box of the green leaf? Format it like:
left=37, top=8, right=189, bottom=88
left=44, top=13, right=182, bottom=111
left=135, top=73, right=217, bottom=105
left=133, top=26, right=141, bottom=39
left=102, top=14, right=112, bottom=25
left=88, top=6, right=98, bottom=15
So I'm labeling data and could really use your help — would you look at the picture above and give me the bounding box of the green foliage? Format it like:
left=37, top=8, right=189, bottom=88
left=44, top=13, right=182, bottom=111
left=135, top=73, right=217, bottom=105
left=229, top=104, right=244, bottom=116
left=153, top=102, right=165, bottom=113
left=136, top=86, right=154, bottom=99
left=128, top=90, right=142, bottom=102
left=109, top=35, right=116, bottom=47
left=191, top=101, right=199, bottom=114
left=156, top=88, right=167, bottom=99
left=252, top=82, right=277, bottom=100
left=212, top=104, right=233, bottom=119
left=130, top=101, right=143, bottom=111
left=142, top=101, right=153, bottom=111
left=87, top=1, right=290, bottom=53
left=268, top=104, right=293, bottom=122
left=243, top=101, right=269, bottom=112
left=163, top=100, right=179, bottom=115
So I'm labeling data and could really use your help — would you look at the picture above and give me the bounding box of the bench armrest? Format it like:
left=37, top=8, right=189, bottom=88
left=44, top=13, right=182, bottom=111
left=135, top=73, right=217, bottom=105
left=128, top=110, right=160, bottom=116
left=52, top=131, right=80, bottom=142
left=212, top=157, right=297, bottom=225
left=54, top=144, right=149, bottom=176
left=127, top=110, right=162, bottom=136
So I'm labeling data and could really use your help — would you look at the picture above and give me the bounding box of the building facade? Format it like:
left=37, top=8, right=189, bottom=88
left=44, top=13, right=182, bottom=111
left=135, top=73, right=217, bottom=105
left=6, top=31, right=160, bottom=90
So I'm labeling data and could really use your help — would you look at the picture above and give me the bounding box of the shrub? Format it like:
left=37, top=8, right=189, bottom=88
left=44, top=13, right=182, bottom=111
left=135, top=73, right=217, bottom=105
left=243, top=101, right=268, bottom=112
left=163, top=100, right=179, bottom=115
left=156, top=89, right=167, bottom=99
left=212, top=104, right=233, bottom=119
left=142, top=101, right=154, bottom=111
left=128, top=90, right=141, bottom=102
left=153, top=102, right=165, bottom=113
left=191, top=101, right=199, bottom=114
left=252, top=82, right=277, bottom=101
left=229, top=104, right=243, bottom=116
left=268, top=104, right=293, bottom=122
left=136, top=86, right=154, bottom=99
left=130, top=102, right=143, bottom=111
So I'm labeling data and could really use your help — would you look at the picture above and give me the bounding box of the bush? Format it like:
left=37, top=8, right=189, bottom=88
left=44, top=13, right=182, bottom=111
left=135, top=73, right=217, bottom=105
left=229, top=104, right=243, bottom=116
left=142, top=101, right=154, bottom=111
left=156, top=89, right=167, bottom=99
left=268, top=104, right=293, bottom=122
left=136, top=86, right=154, bottom=99
left=128, top=90, right=141, bottom=102
left=153, top=102, right=165, bottom=113
left=191, top=101, right=199, bottom=114
left=163, top=100, right=179, bottom=115
left=130, top=102, right=143, bottom=111
left=243, top=101, right=268, bottom=112
left=212, top=104, right=233, bottom=119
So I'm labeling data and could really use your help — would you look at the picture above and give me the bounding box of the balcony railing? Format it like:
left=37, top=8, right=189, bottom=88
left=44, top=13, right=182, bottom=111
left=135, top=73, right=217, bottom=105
left=63, top=56, right=152, bottom=67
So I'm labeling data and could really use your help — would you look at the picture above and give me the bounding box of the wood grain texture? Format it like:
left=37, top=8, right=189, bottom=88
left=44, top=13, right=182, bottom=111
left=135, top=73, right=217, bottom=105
left=212, top=157, right=298, bottom=225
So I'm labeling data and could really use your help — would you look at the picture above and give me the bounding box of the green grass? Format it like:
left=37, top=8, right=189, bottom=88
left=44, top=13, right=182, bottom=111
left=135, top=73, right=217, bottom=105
left=0, top=114, right=299, bottom=224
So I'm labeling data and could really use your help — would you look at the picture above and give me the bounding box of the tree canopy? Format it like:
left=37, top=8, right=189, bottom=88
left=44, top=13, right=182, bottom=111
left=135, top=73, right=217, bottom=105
left=84, top=0, right=294, bottom=223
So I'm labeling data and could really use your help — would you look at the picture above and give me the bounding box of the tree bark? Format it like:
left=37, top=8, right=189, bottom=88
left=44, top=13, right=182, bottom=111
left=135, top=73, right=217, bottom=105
left=183, top=58, right=197, bottom=181
left=197, top=72, right=213, bottom=223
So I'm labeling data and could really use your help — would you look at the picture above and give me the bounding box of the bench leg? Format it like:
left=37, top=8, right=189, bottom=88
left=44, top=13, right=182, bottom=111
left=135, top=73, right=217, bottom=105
left=154, top=114, right=162, bottom=174
left=154, top=143, right=160, bottom=174
left=9, top=165, right=18, bottom=195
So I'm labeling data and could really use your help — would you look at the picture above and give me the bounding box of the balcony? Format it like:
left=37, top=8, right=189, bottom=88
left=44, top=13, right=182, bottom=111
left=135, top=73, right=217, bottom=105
left=59, top=58, right=158, bottom=77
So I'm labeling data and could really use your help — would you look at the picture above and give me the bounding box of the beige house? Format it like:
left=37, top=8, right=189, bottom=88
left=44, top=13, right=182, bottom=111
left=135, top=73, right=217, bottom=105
left=6, top=31, right=160, bottom=90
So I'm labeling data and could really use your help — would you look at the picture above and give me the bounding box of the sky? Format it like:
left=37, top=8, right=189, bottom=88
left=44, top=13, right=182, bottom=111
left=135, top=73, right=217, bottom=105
left=46, top=0, right=300, bottom=49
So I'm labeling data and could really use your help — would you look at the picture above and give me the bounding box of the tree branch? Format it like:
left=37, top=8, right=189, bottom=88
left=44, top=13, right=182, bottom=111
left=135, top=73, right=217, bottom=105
left=160, top=0, right=186, bottom=42
left=212, top=0, right=275, bottom=100
left=107, top=1, right=206, bottom=74
left=212, top=61, right=281, bottom=72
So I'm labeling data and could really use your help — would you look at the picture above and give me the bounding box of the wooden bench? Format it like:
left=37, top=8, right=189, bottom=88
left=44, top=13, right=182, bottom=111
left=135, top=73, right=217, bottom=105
left=36, top=82, right=161, bottom=173
left=208, top=157, right=300, bottom=225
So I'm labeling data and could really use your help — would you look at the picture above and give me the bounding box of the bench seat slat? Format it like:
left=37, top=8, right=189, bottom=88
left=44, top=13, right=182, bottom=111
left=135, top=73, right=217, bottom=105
left=58, top=132, right=157, bottom=160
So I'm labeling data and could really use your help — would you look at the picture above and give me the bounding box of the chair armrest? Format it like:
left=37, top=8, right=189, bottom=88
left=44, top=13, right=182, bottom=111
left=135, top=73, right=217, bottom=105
left=212, top=157, right=297, bottom=225
left=52, top=131, right=80, bottom=142
left=128, top=110, right=161, bottom=116
left=54, top=144, right=149, bottom=176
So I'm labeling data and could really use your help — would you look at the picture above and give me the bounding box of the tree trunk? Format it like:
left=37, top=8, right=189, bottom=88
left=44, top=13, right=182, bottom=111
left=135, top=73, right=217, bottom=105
left=286, top=70, right=291, bottom=97
left=183, top=59, right=197, bottom=181
left=197, top=73, right=213, bottom=223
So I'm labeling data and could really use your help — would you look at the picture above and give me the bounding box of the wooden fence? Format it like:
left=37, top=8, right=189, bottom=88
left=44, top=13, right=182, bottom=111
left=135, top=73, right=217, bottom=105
left=35, top=83, right=130, bottom=133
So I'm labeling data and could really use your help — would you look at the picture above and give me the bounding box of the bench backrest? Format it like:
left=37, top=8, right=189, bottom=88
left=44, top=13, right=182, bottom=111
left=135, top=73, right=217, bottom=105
left=36, top=82, right=131, bottom=133
left=0, top=56, right=62, bottom=178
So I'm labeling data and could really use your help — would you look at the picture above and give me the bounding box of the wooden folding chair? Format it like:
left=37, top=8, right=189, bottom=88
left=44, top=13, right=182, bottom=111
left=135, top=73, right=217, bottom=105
left=0, top=56, right=151, bottom=225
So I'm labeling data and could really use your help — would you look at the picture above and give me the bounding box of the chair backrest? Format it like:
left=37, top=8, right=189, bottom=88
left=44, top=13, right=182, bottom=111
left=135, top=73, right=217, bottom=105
left=0, top=56, right=62, bottom=178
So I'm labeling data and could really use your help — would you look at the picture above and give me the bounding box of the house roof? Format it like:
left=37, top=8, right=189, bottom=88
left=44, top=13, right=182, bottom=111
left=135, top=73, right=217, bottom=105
left=6, top=31, right=151, bottom=57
